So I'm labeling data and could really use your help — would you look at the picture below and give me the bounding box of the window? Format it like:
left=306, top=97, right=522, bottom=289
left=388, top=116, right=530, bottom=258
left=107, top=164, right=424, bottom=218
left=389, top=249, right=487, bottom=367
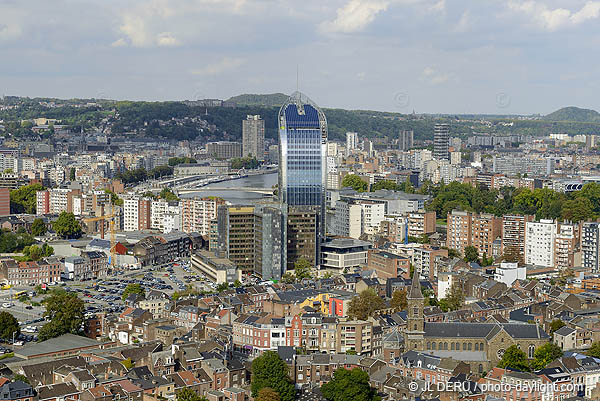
left=528, top=345, right=535, bottom=358
left=475, top=343, right=479, bottom=351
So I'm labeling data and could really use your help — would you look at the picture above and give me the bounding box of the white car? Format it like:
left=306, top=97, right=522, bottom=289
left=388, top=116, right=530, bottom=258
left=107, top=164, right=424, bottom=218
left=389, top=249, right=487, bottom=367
left=2, top=302, right=12, bottom=308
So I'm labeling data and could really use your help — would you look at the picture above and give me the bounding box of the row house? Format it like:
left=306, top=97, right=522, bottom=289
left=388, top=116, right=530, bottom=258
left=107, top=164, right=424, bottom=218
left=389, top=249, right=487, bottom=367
left=1, top=257, right=62, bottom=285
left=232, top=314, right=286, bottom=356
left=292, top=354, right=362, bottom=388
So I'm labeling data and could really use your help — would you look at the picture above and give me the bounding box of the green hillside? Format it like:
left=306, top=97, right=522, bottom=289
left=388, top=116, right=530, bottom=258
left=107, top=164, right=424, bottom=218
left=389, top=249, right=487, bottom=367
left=544, top=106, right=600, bottom=122
left=227, top=93, right=289, bottom=107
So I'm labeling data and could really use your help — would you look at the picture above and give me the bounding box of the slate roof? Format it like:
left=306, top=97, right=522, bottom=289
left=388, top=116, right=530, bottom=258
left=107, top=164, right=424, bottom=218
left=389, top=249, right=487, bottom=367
left=423, top=322, right=549, bottom=339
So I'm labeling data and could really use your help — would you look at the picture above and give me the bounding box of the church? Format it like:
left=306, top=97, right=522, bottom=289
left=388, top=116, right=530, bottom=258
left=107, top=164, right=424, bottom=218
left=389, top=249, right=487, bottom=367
left=404, top=270, right=550, bottom=372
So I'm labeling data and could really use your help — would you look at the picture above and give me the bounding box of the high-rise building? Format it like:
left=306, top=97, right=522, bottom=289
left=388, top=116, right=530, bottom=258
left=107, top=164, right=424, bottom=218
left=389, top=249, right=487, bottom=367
left=123, top=196, right=152, bottom=231
left=399, top=130, right=414, bottom=151
left=554, top=222, right=578, bottom=270
left=279, top=92, right=327, bottom=268
left=524, top=220, right=556, bottom=267
left=502, top=215, right=534, bottom=261
left=254, top=205, right=285, bottom=280
left=582, top=222, right=600, bottom=272
left=346, top=132, right=358, bottom=154
left=242, top=115, right=265, bottom=160
left=433, top=123, right=450, bottom=161
left=180, top=197, right=224, bottom=235
left=216, top=205, right=256, bottom=275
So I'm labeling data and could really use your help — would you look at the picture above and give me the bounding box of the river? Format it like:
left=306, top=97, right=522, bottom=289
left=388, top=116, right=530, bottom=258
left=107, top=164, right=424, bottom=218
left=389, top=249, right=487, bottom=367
left=179, top=172, right=278, bottom=204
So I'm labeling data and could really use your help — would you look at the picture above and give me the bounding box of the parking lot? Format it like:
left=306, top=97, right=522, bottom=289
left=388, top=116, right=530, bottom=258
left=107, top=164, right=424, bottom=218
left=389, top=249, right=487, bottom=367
left=0, top=257, right=223, bottom=349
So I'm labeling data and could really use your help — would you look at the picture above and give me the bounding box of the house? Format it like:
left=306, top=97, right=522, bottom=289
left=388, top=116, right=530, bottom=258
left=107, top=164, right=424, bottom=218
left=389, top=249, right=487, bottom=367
left=0, top=382, right=34, bottom=401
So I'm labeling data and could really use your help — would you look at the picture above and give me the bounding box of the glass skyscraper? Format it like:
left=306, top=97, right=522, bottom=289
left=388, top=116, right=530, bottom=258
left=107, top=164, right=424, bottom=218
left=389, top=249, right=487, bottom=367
left=278, top=92, right=327, bottom=267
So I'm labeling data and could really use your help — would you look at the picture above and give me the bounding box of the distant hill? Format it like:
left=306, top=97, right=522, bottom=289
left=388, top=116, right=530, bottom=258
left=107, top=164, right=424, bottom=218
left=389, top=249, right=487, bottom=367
left=544, top=106, right=600, bottom=122
left=227, top=93, right=289, bottom=107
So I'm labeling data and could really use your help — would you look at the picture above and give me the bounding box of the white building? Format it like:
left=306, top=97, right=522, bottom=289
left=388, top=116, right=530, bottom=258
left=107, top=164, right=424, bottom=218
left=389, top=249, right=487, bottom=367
left=123, top=197, right=140, bottom=232
left=346, top=132, right=358, bottom=153
left=438, top=272, right=457, bottom=299
left=49, top=188, right=71, bottom=214
left=525, top=219, right=557, bottom=267
left=334, top=201, right=362, bottom=239
left=151, top=199, right=182, bottom=233
left=494, top=262, right=526, bottom=286
left=180, top=197, right=221, bottom=235
left=320, top=238, right=370, bottom=272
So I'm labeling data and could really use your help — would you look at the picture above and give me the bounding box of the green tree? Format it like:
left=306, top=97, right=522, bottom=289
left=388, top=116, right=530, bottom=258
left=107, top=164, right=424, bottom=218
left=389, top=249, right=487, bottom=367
left=443, top=281, right=465, bottom=311
left=498, top=345, right=531, bottom=372
left=168, top=157, right=197, bottom=166
left=31, top=218, right=47, bottom=236
left=176, top=387, right=206, bottom=401
left=233, top=279, right=242, bottom=288
left=256, top=387, right=280, bottom=401
left=251, top=351, right=295, bottom=401
left=69, top=167, right=76, bottom=181
left=53, top=212, right=82, bottom=239
left=280, top=272, right=296, bottom=283
left=216, top=283, right=229, bottom=292
left=121, top=358, right=134, bottom=370
left=348, top=289, right=386, bottom=320
left=531, top=343, right=563, bottom=370
left=322, top=368, right=380, bottom=401
left=104, top=189, right=124, bottom=207
left=549, top=319, right=566, bottom=334
left=12, top=374, right=29, bottom=384
left=371, top=180, right=399, bottom=192
left=561, top=197, right=594, bottom=222
left=294, top=258, right=313, bottom=280
left=0, top=311, right=19, bottom=341
left=38, top=292, right=85, bottom=341
left=10, top=183, right=45, bottom=214
left=342, top=174, right=368, bottom=192
left=122, top=283, right=145, bottom=300
left=587, top=342, right=600, bottom=358
left=390, top=289, right=408, bottom=311
left=159, top=188, right=180, bottom=201
left=464, top=246, right=479, bottom=263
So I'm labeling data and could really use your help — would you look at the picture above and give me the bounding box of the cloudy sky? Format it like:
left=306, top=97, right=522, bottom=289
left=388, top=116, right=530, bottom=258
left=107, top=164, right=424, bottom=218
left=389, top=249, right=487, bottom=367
left=1, top=0, right=599, bottom=114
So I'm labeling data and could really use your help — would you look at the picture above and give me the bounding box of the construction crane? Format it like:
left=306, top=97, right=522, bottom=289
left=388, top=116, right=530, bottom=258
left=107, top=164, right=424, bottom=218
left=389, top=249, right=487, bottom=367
left=83, top=204, right=118, bottom=269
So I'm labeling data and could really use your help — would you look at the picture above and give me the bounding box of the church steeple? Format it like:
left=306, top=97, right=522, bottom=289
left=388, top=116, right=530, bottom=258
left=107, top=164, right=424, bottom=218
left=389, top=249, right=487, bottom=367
left=405, top=268, right=425, bottom=350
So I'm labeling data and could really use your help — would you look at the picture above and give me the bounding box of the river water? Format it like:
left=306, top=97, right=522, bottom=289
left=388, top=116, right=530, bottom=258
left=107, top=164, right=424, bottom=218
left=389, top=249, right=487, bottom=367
left=179, top=172, right=278, bottom=204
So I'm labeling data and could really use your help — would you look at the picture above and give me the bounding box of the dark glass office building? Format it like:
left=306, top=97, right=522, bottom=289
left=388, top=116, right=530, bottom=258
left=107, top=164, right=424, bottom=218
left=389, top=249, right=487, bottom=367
left=278, top=92, right=327, bottom=268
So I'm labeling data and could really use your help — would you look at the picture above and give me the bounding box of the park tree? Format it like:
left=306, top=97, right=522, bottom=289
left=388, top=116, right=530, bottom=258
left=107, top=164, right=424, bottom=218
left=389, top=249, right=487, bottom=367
left=498, top=345, right=531, bottom=372
left=251, top=351, right=295, bottom=401
left=256, top=388, right=280, bottom=401
left=293, top=258, right=312, bottom=280
left=531, top=343, right=563, bottom=370
left=0, top=311, right=19, bottom=341
left=176, top=388, right=207, bottom=401
left=549, top=319, right=566, bottom=333
left=390, top=289, right=408, bottom=311
left=38, top=291, right=85, bottom=341
left=53, top=212, right=82, bottom=239
left=31, top=218, right=47, bottom=236
left=348, top=288, right=386, bottom=320
left=341, top=174, right=368, bottom=192
left=322, top=368, right=380, bottom=401
left=122, top=283, right=145, bottom=301
left=371, top=180, right=399, bottom=192
left=463, top=246, right=479, bottom=263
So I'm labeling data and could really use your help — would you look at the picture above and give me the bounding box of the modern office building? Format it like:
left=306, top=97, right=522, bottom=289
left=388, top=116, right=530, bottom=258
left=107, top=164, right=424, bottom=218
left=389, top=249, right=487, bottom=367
left=278, top=92, right=327, bottom=268
left=254, top=205, right=285, bottom=281
left=242, top=115, right=265, bottom=160
left=433, top=123, right=450, bottom=161
left=398, top=130, right=414, bottom=151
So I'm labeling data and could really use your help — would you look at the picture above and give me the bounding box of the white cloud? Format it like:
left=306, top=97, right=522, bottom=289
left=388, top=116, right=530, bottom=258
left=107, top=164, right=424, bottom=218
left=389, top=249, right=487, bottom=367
left=423, top=67, right=450, bottom=85
left=429, top=0, right=445, bottom=13
left=453, top=10, right=470, bottom=32
left=156, top=32, right=180, bottom=47
left=320, top=0, right=390, bottom=33
left=110, top=38, right=127, bottom=47
left=507, top=0, right=600, bottom=31
left=190, top=57, right=245, bottom=76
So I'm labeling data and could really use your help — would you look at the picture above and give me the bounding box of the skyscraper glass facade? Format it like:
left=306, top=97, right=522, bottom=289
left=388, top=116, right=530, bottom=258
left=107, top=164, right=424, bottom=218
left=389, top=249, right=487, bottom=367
left=278, top=92, right=327, bottom=263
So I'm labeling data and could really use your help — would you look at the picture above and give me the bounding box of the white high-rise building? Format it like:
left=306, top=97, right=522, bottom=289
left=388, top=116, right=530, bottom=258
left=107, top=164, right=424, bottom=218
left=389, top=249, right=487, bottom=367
left=525, top=219, right=556, bottom=267
left=334, top=201, right=362, bottom=239
left=180, top=197, right=222, bottom=235
left=124, top=198, right=140, bottom=232
left=346, top=132, right=358, bottom=154
left=151, top=199, right=182, bottom=233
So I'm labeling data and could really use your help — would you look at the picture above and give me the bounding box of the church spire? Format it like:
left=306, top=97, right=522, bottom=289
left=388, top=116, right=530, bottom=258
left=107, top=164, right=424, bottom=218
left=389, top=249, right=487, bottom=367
left=409, top=268, right=423, bottom=300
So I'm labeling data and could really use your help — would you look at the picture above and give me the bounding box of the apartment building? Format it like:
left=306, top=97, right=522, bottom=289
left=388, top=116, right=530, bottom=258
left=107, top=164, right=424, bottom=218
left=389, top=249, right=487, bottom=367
left=150, top=199, right=181, bottom=233
left=446, top=210, right=472, bottom=255
left=36, top=190, right=50, bottom=215
left=367, top=250, right=410, bottom=279
left=525, top=219, right=557, bottom=267
left=334, top=199, right=384, bottom=238
left=1, top=258, right=62, bottom=285
left=180, top=197, right=224, bottom=235
left=554, top=222, right=578, bottom=270
left=412, top=246, right=448, bottom=280
left=407, top=210, right=436, bottom=237
left=124, top=197, right=152, bottom=231
left=582, top=222, right=600, bottom=272
left=502, top=214, right=534, bottom=259
left=336, top=320, right=373, bottom=355
left=232, top=314, right=286, bottom=356
left=471, top=213, right=502, bottom=258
